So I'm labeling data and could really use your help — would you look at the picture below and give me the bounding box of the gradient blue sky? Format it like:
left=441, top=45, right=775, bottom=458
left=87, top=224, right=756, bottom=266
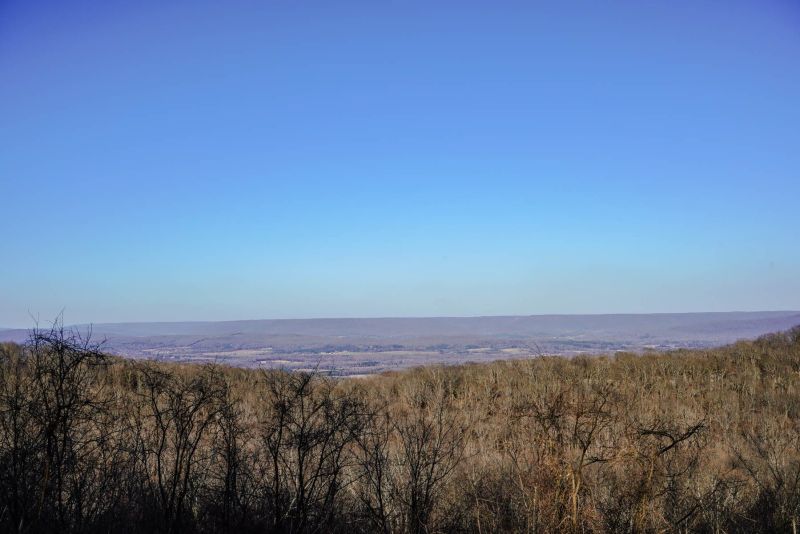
left=1, top=0, right=799, bottom=327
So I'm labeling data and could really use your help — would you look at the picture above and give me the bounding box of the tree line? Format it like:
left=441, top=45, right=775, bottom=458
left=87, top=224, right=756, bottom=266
left=1, top=324, right=799, bottom=533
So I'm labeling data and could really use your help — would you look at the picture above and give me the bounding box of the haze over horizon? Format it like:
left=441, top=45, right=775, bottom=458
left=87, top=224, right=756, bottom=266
left=3, top=0, right=799, bottom=328
left=3, top=309, right=800, bottom=332
left=3, top=311, right=799, bottom=375
left=0, top=309, right=792, bottom=330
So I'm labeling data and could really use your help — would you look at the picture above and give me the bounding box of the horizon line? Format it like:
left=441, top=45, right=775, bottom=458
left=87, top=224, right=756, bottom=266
left=4, top=309, right=799, bottom=330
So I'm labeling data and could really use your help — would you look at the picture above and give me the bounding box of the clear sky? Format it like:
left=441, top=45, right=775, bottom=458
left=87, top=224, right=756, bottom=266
left=1, top=0, right=799, bottom=327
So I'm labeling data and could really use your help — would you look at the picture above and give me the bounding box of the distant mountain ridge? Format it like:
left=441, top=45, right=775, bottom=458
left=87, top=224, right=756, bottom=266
left=2, top=312, right=799, bottom=375
left=3, top=311, right=800, bottom=341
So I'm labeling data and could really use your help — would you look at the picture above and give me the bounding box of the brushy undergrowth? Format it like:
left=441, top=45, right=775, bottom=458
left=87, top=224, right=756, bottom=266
left=1, top=325, right=799, bottom=533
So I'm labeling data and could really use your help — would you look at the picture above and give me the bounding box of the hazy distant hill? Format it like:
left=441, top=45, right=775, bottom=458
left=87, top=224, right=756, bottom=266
left=2, top=312, right=799, bottom=374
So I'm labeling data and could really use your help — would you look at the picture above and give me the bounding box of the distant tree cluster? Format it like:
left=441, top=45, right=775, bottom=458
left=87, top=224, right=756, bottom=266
left=1, top=324, right=799, bottom=533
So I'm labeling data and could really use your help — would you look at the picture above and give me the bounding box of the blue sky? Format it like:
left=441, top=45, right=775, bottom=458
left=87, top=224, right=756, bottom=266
left=1, top=0, right=799, bottom=327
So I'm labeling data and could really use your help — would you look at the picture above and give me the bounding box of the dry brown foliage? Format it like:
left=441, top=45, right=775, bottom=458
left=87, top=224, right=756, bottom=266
left=1, top=324, right=799, bottom=533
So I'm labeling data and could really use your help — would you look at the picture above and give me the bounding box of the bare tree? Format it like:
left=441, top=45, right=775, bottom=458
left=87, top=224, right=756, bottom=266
left=132, top=363, right=226, bottom=533
left=257, top=370, right=368, bottom=532
left=356, top=372, right=466, bottom=534
left=0, top=342, right=40, bottom=533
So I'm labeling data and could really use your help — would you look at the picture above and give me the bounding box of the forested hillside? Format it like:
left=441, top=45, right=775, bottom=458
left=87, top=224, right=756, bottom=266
left=1, top=325, right=799, bottom=533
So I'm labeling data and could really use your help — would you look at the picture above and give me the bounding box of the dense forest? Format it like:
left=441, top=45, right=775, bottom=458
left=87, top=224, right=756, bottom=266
left=1, top=324, right=799, bottom=533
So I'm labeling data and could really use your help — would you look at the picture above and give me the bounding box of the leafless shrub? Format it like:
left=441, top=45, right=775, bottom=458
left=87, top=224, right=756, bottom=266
left=131, top=363, right=227, bottom=533
left=354, top=373, right=466, bottom=534
left=256, top=369, right=369, bottom=532
left=1, top=324, right=799, bottom=533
